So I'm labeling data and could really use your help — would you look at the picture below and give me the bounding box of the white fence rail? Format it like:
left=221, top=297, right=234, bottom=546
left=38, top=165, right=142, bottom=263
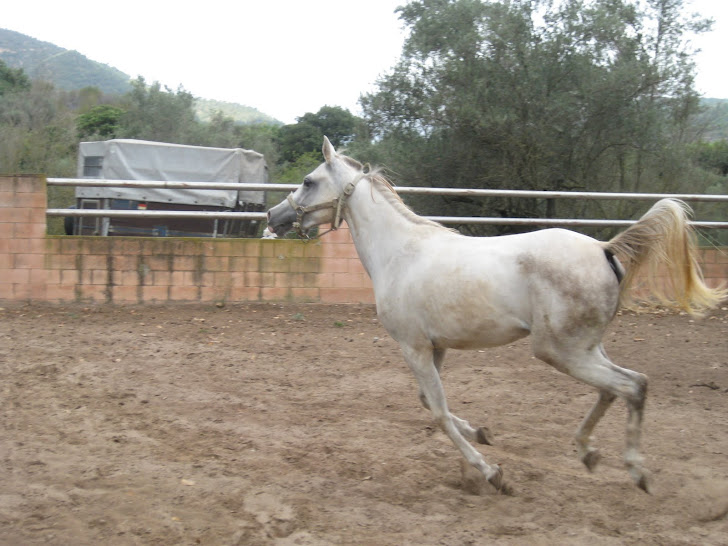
left=46, top=178, right=728, bottom=230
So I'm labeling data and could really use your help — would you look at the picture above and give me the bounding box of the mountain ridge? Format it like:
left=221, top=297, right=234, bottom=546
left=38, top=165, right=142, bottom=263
left=0, top=27, right=281, bottom=125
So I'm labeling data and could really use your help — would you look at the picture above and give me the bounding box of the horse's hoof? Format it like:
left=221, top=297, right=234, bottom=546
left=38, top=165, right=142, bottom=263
left=581, top=449, right=601, bottom=472
left=476, top=426, right=494, bottom=445
left=487, top=465, right=505, bottom=492
left=460, top=461, right=512, bottom=496
left=626, top=463, right=651, bottom=493
left=633, top=471, right=652, bottom=494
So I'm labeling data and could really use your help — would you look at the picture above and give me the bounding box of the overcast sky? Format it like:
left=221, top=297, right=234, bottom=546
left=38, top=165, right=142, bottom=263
left=3, top=0, right=726, bottom=124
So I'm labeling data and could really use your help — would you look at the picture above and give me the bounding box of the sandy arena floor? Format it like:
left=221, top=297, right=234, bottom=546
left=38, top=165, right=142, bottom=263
left=1, top=302, right=727, bottom=545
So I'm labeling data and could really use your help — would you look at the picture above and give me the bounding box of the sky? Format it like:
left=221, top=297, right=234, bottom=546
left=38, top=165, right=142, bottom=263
left=2, top=0, right=726, bottom=124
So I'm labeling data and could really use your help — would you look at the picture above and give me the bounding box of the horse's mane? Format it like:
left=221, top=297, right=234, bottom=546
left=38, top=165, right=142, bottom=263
left=369, top=171, right=450, bottom=231
left=341, top=155, right=451, bottom=232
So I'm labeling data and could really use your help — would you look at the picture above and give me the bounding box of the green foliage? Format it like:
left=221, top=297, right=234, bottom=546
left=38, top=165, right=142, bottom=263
left=77, top=104, right=124, bottom=139
left=300, top=106, right=358, bottom=148
left=116, top=77, right=199, bottom=143
left=360, top=0, right=716, bottom=236
left=0, top=59, right=30, bottom=95
left=112, top=78, right=288, bottom=158
left=0, top=73, right=78, bottom=233
left=278, top=121, right=324, bottom=164
left=0, top=71, right=287, bottom=185
left=695, top=99, right=728, bottom=141
left=689, top=140, right=728, bottom=176
left=0, top=80, right=77, bottom=176
left=277, top=106, right=358, bottom=164
left=268, top=151, right=322, bottom=207
left=275, top=152, right=322, bottom=185
left=76, top=86, right=105, bottom=111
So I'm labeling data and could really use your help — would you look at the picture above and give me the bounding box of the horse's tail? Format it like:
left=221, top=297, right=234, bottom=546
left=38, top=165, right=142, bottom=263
left=603, top=198, right=726, bottom=314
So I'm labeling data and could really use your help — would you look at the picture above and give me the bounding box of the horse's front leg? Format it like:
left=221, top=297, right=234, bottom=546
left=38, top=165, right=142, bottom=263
left=403, top=344, right=504, bottom=491
left=417, top=346, right=444, bottom=410
left=417, top=348, right=494, bottom=445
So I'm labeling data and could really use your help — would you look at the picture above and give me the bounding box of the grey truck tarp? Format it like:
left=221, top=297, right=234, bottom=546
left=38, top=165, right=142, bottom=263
left=76, top=139, right=268, bottom=206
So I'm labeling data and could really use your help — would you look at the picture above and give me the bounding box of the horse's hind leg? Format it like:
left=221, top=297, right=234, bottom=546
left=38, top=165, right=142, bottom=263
left=535, top=341, right=650, bottom=491
left=622, top=370, right=649, bottom=491
left=403, top=344, right=504, bottom=491
left=418, top=348, right=493, bottom=445
left=575, top=390, right=616, bottom=471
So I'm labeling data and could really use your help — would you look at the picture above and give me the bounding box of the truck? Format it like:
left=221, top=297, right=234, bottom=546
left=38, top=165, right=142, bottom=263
left=70, top=139, right=269, bottom=237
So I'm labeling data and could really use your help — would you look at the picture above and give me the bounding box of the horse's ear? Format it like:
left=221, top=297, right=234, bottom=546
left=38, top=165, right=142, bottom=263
left=322, top=136, right=335, bottom=165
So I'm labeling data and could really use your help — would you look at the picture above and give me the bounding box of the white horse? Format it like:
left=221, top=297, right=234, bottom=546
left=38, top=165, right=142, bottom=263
left=267, top=137, right=725, bottom=493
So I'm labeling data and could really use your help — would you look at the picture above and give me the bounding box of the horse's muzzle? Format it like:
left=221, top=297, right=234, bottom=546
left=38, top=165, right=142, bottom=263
left=266, top=199, right=296, bottom=236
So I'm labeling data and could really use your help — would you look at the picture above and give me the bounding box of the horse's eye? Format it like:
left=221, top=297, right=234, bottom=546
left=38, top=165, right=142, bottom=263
left=303, top=177, right=313, bottom=188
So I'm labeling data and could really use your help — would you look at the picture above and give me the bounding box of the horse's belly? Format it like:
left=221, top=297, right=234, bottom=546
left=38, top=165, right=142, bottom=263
left=430, top=318, right=530, bottom=350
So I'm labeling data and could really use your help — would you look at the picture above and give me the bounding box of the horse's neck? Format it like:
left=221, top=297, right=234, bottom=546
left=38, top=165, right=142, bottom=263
left=344, top=179, right=428, bottom=282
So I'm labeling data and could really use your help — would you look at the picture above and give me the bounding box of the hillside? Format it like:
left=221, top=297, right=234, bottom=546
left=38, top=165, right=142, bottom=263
left=195, top=98, right=281, bottom=126
left=0, top=28, right=131, bottom=94
left=0, top=28, right=280, bottom=124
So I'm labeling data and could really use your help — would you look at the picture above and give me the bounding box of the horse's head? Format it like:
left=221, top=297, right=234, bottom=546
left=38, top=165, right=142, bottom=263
left=266, top=136, right=365, bottom=238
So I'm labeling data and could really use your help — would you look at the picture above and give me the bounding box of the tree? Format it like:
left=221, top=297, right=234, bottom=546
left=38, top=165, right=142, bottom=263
left=359, top=0, right=712, bottom=235
left=277, top=105, right=358, bottom=164
left=277, top=121, right=324, bottom=163
left=690, top=140, right=728, bottom=176
left=234, top=123, right=281, bottom=169
left=117, top=77, right=199, bottom=143
left=77, top=104, right=124, bottom=139
left=0, top=80, right=76, bottom=175
left=0, top=59, right=30, bottom=96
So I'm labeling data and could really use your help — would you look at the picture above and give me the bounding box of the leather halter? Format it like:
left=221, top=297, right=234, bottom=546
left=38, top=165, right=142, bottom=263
left=286, top=166, right=369, bottom=239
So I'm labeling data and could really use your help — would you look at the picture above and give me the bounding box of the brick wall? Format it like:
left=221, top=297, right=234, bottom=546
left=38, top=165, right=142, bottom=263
left=1, top=175, right=725, bottom=306
left=1, top=175, right=373, bottom=305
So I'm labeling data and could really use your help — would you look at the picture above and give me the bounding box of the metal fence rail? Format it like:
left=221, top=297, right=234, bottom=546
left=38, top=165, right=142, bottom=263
left=47, top=209, right=265, bottom=220
left=46, top=178, right=728, bottom=229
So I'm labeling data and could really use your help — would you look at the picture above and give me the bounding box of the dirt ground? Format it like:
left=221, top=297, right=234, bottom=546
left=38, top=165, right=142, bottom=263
left=1, top=302, right=727, bottom=545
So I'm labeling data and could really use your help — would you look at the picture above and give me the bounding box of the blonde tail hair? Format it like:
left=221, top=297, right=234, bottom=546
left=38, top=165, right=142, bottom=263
left=604, top=198, right=726, bottom=314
